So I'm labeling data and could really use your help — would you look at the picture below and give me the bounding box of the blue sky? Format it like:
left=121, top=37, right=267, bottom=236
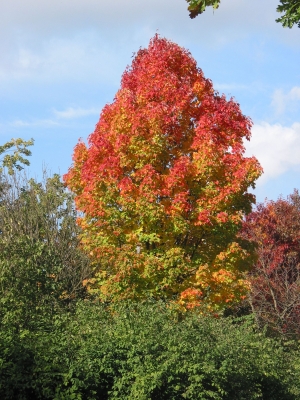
left=0, top=0, right=299, bottom=203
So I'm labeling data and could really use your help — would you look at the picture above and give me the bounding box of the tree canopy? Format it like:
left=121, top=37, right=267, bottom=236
left=0, top=171, right=91, bottom=328
left=0, top=138, right=34, bottom=175
left=241, top=190, right=300, bottom=337
left=65, top=35, right=261, bottom=310
left=186, top=0, right=300, bottom=28
left=276, top=0, right=300, bottom=28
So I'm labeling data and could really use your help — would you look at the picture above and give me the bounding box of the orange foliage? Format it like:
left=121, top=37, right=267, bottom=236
left=64, top=36, right=262, bottom=310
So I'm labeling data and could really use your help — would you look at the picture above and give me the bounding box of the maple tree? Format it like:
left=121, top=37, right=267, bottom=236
left=64, top=36, right=261, bottom=310
left=241, top=190, right=300, bottom=337
left=185, top=0, right=300, bottom=28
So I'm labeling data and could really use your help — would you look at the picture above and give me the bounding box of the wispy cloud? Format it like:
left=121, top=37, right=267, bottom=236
left=10, top=118, right=59, bottom=128
left=271, top=87, right=300, bottom=115
left=0, top=35, right=127, bottom=85
left=8, top=106, right=100, bottom=128
left=53, top=106, right=99, bottom=119
left=245, top=121, right=300, bottom=184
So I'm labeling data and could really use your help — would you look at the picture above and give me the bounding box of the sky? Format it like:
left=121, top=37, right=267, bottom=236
left=0, top=0, right=299, bottom=204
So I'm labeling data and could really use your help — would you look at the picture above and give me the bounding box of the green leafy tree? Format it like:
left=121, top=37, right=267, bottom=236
left=0, top=138, right=34, bottom=175
left=0, top=171, right=91, bottom=336
left=0, top=170, right=92, bottom=398
left=185, top=0, right=300, bottom=28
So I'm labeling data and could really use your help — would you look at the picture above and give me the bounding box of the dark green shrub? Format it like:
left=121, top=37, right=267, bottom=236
left=1, top=300, right=299, bottom=399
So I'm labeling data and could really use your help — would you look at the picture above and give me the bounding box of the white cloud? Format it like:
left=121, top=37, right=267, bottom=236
left=0, top=0, right=298, bottom=85
left=245, top=121, right=300, bottom=184
left=10, top=119, right=59, bottom=128
left=271, top=87, right=300, bottom=115
left=7, top=106, right=99, bottom=128
left=0, top=0, right=289, bottom=41
left=53, top=106, right=99, bottom=119
left=0, top=34, right=126, bottom=85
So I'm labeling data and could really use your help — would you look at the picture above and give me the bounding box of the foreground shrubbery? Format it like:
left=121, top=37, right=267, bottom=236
left=1, top=300, right=300, bottom=399
left=0, top=170, right=300, bottom=399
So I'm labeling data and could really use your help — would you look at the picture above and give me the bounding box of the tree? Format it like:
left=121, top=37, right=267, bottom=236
left=241, top=190, right=300, bottom=337
left=64, top=36, right=261, bottom=310
left=0, top=171, right=91, bottom=331
left=0, top=170, right=92, bottom=398
left=0, top=138, right=34, bottom=175
left=185, top=0, right=300, bottom=28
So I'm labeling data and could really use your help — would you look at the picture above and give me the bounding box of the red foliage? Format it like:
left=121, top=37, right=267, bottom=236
left=241, top=190, right=300, bottom=337
left=64, top=36, right=261, bottom=309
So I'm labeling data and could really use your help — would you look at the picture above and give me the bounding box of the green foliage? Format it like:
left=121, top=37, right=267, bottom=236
left=185, top=0, right=300, bottom=28
left=276, top=0, right=300, bottom=28
left=68, top=302, right=300, bottom=399
left=0, top=138, right=34, bottom=175
left=0, top=171, right=92, bottom=395
left=0, top=308, right=71, bottom=400
left=0, top=301, right=299, bottom=399
left=0, top=170, right=92, bottom=398
left=0, top=171, right=91, bottom=307
left=186, top=0, right=220, bottom=19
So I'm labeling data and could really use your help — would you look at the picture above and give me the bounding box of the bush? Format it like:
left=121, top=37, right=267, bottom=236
left=2, top=301, right=298, bottom=399
left=0, top=172, right=298, bottom=399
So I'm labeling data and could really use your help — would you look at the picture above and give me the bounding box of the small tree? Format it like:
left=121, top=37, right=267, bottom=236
left=65, top=36, right=261, bottom=310
left=0, top=138, right=34, bottom=175
left=241, top=190, right=300, bottom=337
left=0, top=170, right=92, bottom=398
left=0, top=171, right=91, bottom=331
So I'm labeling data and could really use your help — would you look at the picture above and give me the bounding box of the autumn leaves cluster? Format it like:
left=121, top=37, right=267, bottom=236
left=64, top=36, right=262, bottom=312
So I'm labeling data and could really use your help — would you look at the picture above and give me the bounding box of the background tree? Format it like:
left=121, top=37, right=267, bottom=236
left=0, top=169, right=92, bottom=397
left=185, top=0, right=300, bottom=28
left=241, top=190, right=300, bottom=337
left=0, top=138, right=34, bottom=175
left=0, top=171, right=91, bottom=332
left=65, top=36, right=261, bottom=310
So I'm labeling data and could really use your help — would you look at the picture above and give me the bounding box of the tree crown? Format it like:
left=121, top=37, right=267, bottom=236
left=64, top=36, right=262, bottom=310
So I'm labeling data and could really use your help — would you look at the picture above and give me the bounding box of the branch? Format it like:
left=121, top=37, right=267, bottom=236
left=0, top=138, right=34, bottom=175
left=276, top=0, right=300, bottom=28
left=186, top=0, right=221, bottom=19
